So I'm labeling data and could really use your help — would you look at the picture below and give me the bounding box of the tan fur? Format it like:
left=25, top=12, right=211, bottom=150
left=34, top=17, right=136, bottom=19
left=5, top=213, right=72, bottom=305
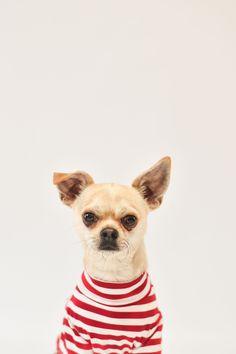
left=53, top=156, right=171, bottom=282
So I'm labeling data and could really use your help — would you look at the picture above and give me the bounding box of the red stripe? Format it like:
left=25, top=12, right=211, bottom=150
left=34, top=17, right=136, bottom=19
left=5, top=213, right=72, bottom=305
left=143, top=337, right=162, bottom=346
left=81, top=272, right=148, bottom=300
left=56, top=335, right=63, bottom=354
left=92, top=342, right=132, bottom=350
left=71, top=294, right=159, bottom=319
left=156, top=324, right=163, bottom=331
left=87, top=270, right=146, bottom=289
left=89, top=331, right=134, bottom=342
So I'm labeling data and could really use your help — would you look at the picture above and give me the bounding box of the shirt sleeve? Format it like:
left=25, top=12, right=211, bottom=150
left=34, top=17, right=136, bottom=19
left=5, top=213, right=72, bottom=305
left=56, top=301, right=93, bottom=354
left=132, top=315, right=163, bottom=354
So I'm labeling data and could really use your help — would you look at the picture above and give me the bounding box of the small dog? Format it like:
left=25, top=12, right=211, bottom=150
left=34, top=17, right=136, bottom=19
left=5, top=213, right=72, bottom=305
left=53, top=156, right=171, bottom=354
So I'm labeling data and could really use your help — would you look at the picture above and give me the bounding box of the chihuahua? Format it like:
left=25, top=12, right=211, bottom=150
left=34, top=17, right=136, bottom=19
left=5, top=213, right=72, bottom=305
left=53, top=156, right=171, bottom=354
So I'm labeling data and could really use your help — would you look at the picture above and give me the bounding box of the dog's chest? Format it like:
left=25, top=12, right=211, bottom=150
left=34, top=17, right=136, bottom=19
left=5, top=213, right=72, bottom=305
left=57, top=270, right=162, bottom=353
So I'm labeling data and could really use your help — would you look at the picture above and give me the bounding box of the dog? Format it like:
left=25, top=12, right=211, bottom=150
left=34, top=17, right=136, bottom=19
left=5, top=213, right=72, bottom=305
left=53, top=156, right=171, bottom=354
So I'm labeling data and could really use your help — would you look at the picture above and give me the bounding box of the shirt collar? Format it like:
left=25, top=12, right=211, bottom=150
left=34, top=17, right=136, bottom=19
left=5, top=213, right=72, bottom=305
left=77, top=269, right=151, bottom=306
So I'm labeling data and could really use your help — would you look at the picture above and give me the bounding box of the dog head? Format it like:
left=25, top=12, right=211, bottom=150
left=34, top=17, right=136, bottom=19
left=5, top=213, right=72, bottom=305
left=53, top=156, right=171, bottom=280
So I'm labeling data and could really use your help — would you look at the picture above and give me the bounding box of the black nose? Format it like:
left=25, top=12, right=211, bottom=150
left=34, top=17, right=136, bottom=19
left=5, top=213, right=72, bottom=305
left=100, top=227, right=119, bottom=241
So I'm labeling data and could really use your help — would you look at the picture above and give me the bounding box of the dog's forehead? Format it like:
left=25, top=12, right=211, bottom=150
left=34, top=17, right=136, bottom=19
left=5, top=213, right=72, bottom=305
left=77, top=183, right=147, bottom=215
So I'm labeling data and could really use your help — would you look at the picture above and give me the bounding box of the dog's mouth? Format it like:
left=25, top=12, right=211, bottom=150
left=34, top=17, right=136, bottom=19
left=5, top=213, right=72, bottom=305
left=98, top=242, right=119, bottom=251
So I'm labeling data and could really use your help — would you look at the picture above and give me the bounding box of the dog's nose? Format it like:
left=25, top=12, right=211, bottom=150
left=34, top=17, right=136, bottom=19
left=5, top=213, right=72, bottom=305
left=100, top=227, right=119, bottom=241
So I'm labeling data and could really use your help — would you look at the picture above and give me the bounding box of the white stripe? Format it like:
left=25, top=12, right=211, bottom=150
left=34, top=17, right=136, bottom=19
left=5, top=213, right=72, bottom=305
left=67, top=299, right=161, bottom=326
left=133, top=339, right=142, bottom=348
left=133, top=344, right=162, bottom=353
left=91, top=337, right=133, bottom=347
left=65, top=339, right=93, bottom=353
left=150, top=328, right=162, bottom=339
left=58, top=338, right=67, bottom=354
left=84, top=270, right=147, bottom=295
left=77, top=275, right=152, bottom=306
left=73, top=286, right=158, bottom=313
left=94, top=347, right=132, bottom=354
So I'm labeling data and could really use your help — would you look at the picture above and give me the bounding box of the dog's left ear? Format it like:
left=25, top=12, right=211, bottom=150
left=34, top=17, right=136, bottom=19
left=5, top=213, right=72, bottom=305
left=132, top=156, right=171, bottom=210
left=53, top=170, right=94, bottom=207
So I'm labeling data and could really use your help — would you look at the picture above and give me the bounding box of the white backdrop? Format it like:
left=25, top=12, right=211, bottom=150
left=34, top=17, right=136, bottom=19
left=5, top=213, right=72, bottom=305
left=0, top=1, right=235, bottom=353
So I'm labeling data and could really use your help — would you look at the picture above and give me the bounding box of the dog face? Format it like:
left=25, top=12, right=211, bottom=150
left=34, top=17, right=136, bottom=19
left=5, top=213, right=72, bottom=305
left=72, top=182, right=149, bottom=257
left=53, top=156, right=171, bottom=280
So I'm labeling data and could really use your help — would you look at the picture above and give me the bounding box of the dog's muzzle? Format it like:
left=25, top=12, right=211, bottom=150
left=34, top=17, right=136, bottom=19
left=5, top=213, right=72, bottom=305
left=99, top=227, right=119, bottom=251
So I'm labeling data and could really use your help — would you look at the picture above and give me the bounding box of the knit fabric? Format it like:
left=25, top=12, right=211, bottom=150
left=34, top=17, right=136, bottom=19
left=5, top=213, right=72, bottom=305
left=56, top=269, right=163, bottom=354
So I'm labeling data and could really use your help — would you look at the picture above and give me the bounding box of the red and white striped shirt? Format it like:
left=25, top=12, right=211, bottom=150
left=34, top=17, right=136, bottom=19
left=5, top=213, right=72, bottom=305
left=56, top=270, right=163, bottom=354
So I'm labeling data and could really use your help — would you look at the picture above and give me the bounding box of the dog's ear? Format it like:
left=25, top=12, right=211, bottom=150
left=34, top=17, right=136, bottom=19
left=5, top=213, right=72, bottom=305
left=132, top=156, right=171, bottom=210
left=53, top=170, right=94, bottom=207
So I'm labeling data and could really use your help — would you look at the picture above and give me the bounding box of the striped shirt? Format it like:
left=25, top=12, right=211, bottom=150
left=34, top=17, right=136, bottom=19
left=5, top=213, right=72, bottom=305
left=56, top=270, right=163, bottom=354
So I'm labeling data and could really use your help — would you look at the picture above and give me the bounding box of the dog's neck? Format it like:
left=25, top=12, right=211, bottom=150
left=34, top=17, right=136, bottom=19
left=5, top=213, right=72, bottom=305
left=83, top=242, right=148, bottom=282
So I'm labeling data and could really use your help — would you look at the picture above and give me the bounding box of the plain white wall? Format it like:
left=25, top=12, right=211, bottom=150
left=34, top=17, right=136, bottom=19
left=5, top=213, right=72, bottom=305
left=0, top=1, right=235, bottom=353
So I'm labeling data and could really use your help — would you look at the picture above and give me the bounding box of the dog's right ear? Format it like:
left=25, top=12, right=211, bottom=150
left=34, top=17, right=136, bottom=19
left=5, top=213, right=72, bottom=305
left=53, top=170, right=94, bottom=207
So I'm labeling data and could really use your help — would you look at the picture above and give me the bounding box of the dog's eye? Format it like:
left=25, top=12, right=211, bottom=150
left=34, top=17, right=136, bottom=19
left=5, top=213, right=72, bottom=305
left=121, top=215, right=137, bottom=230
left=82, top=212, right=98, bottom=226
